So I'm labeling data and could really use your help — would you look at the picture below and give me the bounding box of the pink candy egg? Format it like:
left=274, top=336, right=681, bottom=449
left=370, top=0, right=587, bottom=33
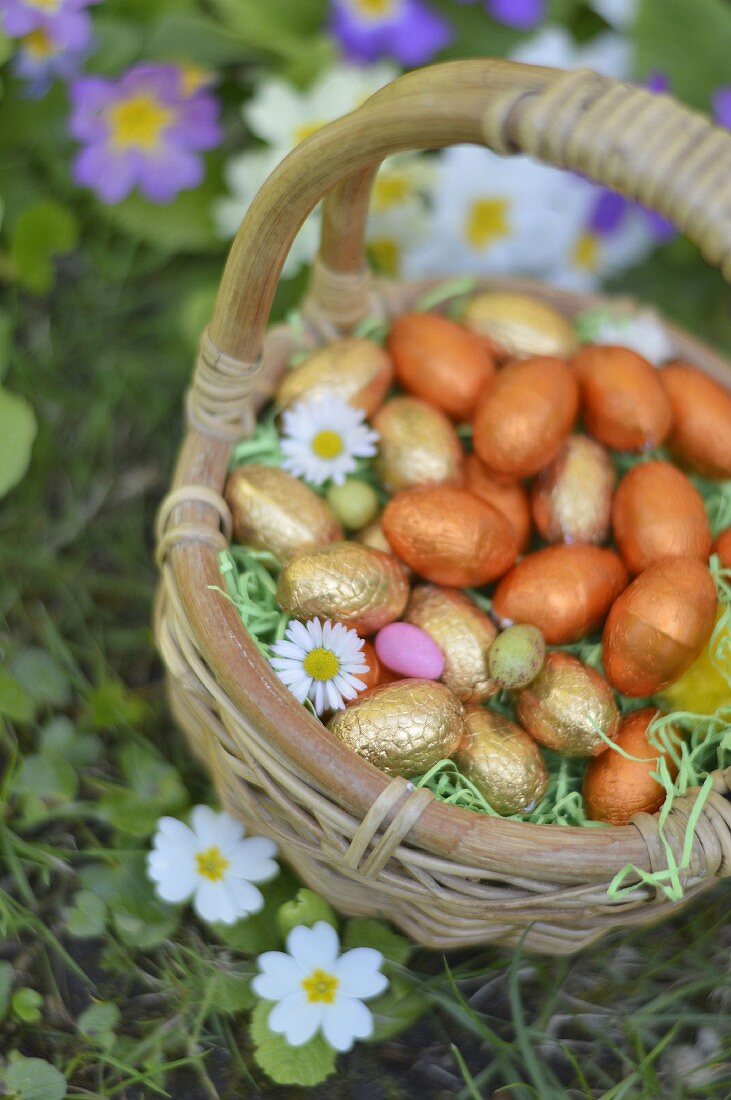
left=375, top=622, right=445, bottom=680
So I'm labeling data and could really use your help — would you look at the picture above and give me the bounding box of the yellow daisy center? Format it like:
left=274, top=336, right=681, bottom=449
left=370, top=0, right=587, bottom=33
left=573, top=231, right=601, bottom=272
left=372, top=173, right=411, bottom=212
left=195, top=846, right=230, bottom=882
left=108, top=95, right=174, bottom=151
left=302, top=648, right=340, bottom=682
left=311, top=429, right=344, bottom=460
left=464, top=197, right=510, bottom=251
left=369, top=237, right=401, bottom=277
left=23, top=28, right=57, bottom=60
left=302, top=968, right=339, bottom=1004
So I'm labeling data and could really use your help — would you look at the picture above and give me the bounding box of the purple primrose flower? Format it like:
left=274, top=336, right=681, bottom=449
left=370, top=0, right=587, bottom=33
left=714, top=86, right=731, bottom=130
left=2, top=0, right=99, bottom=51
left=329, top=0, right=451, bottom=66
left=69, top=64, right=222, bottom=205
left=455, top=0, right=544, bottom=31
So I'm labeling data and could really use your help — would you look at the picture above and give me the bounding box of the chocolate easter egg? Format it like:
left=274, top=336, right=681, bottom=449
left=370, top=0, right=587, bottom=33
left=602, top=557, right=717, bottom=696
left=516, top=652, right=620, bottom=757
left=492, top=545, right=628, bottom=645
left=712, top=527, right=731, bottom=568
left=225, top=465, right=342, bottom=561
left=487, top=625, right=546, bottom=690
left=461, top=292, right=577, bottom=359
left=276, top=337, right=393, bottom=417
left=356, top=515, right=395, bottom=556
left=277, top=542, right=409, bottom=634
left=532, top=435, right=615, bottom=545
left=328, top=679, right=465, bottom=777
left=463, top=454, right=532, bottom=552
left=583, top=708, right=680, bottom=825
left=612, top=461, right=711, bottom=574
left=405, top=585, right=498, bottom=702
left=660, top=361, right=731, bottom=478
left=387, top=312, right=495, bottom=421
left=454, top=707, right=548, bottom=814
left=571, top=345, right=672, bottom=452
left=472, top=357, right=580, bottom=479
left=383, top=486, right=518, bottom=587
left=373, top=396, right=463, bottom=494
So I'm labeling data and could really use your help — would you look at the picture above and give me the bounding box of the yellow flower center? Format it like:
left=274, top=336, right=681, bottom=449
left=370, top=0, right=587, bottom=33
left=349, top=0, right=399, bottom=18
left=108, top=94, right=174, bottom=151
left=179, top=62, right=212, bottom=97
left=572, top=231, right=601, bottom=272
left=302, top=648, right=340, bottom=682
left=23, top=28, right=57, bottom=60
left=295, top=120, right=326, bottom=144
left=372, top=173, right=411, bottom=212
left=311, top=429, right=344, bottom=460
left=302, top=968, right=339, bottom=1004
left=464, top=198, right=510, bottom=251
left=369, top=237, right=401, bottom=277
left=195, top=846, right=230, bottom=882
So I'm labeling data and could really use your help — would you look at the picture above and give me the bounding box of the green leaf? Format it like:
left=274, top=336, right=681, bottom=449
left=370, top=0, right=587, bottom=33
left=80, top=853, right=181, bottom=950
left=216, top=867, right=298, bottom=954
left=207, top=966, right=256, bottom=1014
left=343, top=918, right=413, bottom=965
left=250, top=1001, right=336, bottom=1087
left=12, top=753, right=77, bottom=801
left=101, top=166, right=224, bottom=254
left=11, top=648, right=71, bottom=709
left=0, top=310, right=13, bottom=383
left=0, top=666, right=35, bottom=722
left=276, top=889, right=338, bottom=938
left=0, top=388, right=37, bottom=500
left=146, top=13, right=255, bottom=66
left=78, top=1001, right=120, bottom=1050
left=100, top=744, right=187, bottom=836
left=64, top=889, right=108, bottom=939
left=11, top=987, right=43, bottom=1024
left=86, top=679, right=148, bottom=729
left=86, top=14, right=144, bottom=74
left=2, top=1057, right=67, bottom=1100
left=10, top=200, right=79, bottom=293
left=368, top=975, right=427, bottom=1043
left=0, top=962, right=13, bottom=1022
left=635, top=0, right=731, bottom=110
left=40, top=718, right=102, bottom=768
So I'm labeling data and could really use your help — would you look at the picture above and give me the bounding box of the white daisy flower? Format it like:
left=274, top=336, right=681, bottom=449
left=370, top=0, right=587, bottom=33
left=280, top=394, right=379, bottom=487
left=575, top=306, right=675, bottom=365
left=146, top=806, right=278, bottom=925
left=269, top=618, right=368, bottom=716
left=252, top=920, right=388, bottom=1052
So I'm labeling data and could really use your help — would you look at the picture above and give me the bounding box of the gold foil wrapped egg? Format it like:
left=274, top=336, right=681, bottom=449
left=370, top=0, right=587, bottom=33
left=461, top=291, right=578, bottom=359
left=454, top=707, right=549, bottom=814
left=373, top=396, right=464, bottom=493
left=275, top=337, right=393, bottom=417
left=532, top=435, right=615, bottom=545
left=328, top=679, right=465, bottom=777
left=405, top=585, right=498, bottom=702
left=356, top=515, right=395, bottom=556
left=515, top=652, right=620, bottom=757
left=225, top=465, right=342, bottom=561
left=276, top=541, right=409, bottom=635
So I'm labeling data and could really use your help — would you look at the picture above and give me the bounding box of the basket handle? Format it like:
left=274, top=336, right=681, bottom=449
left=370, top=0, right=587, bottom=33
left=194, top=60, right=731, bottom=439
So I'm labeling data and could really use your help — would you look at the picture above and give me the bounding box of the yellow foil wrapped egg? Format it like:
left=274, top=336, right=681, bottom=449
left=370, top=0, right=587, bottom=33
left=461, top=291, right=578, bottom=360
left=276, top=542, right=409, bottom=634
left=532, top=435, right=615, bottom=545
left=515, top=652, right=620, bottom=757
left=275, top=337, right=393, bottom=417
left=373, top=396, right=464, bottom=493
left=225, top=465, right=342, bottom=561
left=328, top=679, right=465, bottom=777
left=405, top=585, right=498, bottom=702
left=454, top=707, right=549, bottom=814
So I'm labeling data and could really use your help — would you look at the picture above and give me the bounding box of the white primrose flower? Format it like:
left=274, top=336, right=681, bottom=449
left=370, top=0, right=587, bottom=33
left=252, top=920, right=388, bottom=1052
left=269, top=618, right=368, bottom=716
left=368, top=154, right=434, bottom=276
left=279, top=393, right=379, bottom=487
left=147, top=806, right=278, bottom=925
left=511, top=26, right=631, bottom=79
left=576, top=306, right=676, bottom=365
left=589, top=0, right=639, bottom=30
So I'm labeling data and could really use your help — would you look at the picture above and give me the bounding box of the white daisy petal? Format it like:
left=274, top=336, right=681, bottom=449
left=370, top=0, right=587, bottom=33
left=252, top=953, right=302, bottom=1000
left=190, top=805, right=243, bottom=847
left=156, top=817, right=197, bottom=849
left=287, top=921, right=340, bottom=973
left=268, top=618, right=368, bottom=714
left=268, top=993, right=322, bottom=1047
left=321, top=998, right=374, bottom=1052
left=279, top=394, right=379, bottom=488
left=334, top=949, right=388, bottom=999
left=223, top=877, right=265, bottom=916
left=146, top=860, right=197, bottom=904
left=194, top=879, right=239, bottom=925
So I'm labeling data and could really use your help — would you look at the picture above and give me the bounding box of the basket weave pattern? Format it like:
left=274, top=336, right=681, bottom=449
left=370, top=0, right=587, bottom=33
left=155, top=64, right=731, bottom=953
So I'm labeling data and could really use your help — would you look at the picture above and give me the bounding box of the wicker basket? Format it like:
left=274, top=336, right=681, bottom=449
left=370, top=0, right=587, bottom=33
left=154, top=60, right=731, bottom=955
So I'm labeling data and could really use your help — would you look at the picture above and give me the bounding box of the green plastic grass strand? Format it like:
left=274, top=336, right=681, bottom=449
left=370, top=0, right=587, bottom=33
left=353, top=315, right=389, bottom=344
left=414, top=277, right=477, bottom=314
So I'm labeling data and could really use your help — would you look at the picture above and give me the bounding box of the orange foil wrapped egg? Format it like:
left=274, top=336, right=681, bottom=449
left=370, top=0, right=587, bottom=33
left=405, top=585, right=498, bottom=702
left=612, top=461, right=711, bottom=574
left=712, top=527, right=731, bottom=568
left=571, top=345, right=672, bottom=452
left=373, top=396, right=463, bottom=493
left=382, top=486, right=518, bottom=587
left=602, top=557, right=717, bottom=697
left=387, top=312, right=495, bottom=422
left=472, top=356, right=579, bottom=479
left=659, top=361, right=731, bottom=478
left=515, top=652, right=620, bottom=757
left=463, top=454, right=532, bottom=552
left=532, top=435, right=615, bottom=545
left=492, top=545, right=628, bottom=645
left=275, top=337, right=393, bottom=417
left=583, top=708, right=680, bottom=825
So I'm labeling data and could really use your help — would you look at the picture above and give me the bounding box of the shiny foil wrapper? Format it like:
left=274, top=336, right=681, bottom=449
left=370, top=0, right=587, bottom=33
left=463, top=454, right=532, bottom=553
left=455, top=706, right=548, bottom=815
left=461, top=292, right=578, bottom=359
left=328, top=679, right=465, bottom=777
left=602, top=557, right=717, bottom=697
left=356, top=516, right=394, bottom=556
left=583, top=708, right=680, bottom=825
left=276, top=337, right=393, bottom=417
left=611, top=460, right=711, bottom=575
left=276, top=541, right=409, bottom=635
left=405, top=585, right=498, bottom=702
left=661, top=361, right=731, bottom=479
left=225, top=464, right=342, bottom=561
left=373, top=396, right=463, bottom=494
left=571, top=345, right=672, bottom=453
left=516, top=652, right=620, bottom=757
left=532, top=435, right=615, bottom=545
